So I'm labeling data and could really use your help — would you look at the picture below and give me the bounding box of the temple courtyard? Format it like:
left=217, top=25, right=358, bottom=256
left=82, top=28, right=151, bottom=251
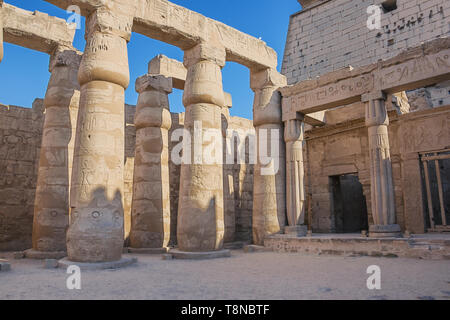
left=1, top=250, right=449, bottom=300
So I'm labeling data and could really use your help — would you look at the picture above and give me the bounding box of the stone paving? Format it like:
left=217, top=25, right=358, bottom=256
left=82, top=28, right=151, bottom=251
left=0, top=250, right=449, bottom=300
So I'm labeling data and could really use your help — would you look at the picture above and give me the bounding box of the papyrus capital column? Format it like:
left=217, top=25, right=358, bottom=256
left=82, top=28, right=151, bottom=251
left=284, top=116, right=307, bottom=236
left=28, top=48, right=82, bottom=258
left=129, top=75, right=172, bottom=252
left=362, top=91, right=401, bottom=238
left=250, top=68, right=287, bottom=245
left=177, top=43, right=226, bottom=252
left=67, top=8, right=132, bottom=262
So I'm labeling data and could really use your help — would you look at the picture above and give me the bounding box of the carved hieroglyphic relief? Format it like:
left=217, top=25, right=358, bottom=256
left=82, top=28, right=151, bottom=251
left=290, top=75, right=373, bottom=113
left=401, top=116, right=450, bottom=154
left=377, top=50, right=450, bottom=91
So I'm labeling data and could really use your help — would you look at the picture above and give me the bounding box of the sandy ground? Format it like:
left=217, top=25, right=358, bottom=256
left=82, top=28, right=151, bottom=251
left=0, top=250, right=449, bottom=300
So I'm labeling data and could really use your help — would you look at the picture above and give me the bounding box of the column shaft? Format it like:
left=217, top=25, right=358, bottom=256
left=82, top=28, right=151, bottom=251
left=221, top=102, right=236, bottom=243
left=284, top=118, right=307, bottom=236
left=251, top=69, right=287, bottom=245
left=67, top=9, right=132, bottom=262
left=363, top=92, right=401, bottom=238
left=177, top=44, right=226, bottom=252
left=31, top=49, right=81, bottom=255
left=130, top=75, right=172, bottom=249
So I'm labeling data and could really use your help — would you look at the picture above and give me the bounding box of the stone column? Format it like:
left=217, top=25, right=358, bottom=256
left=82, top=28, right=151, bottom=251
left=251, top=69, right=287, bottom=245
left=284, top=117, right=307, bottom=236
left=362, top=91, right=401, bottom=238
left=129, top=75, right=172, bottom=253
left=221, top=93, right=236, bottom=243
left=177, top=43, right=226, bottom=252
left=27, top=49, right=81, bottom=259
left=67, top=8, right=132, bottom=263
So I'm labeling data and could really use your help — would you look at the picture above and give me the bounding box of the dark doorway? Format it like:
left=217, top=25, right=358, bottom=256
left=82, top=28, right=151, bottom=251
left=330, top=174, right=368, bottom=233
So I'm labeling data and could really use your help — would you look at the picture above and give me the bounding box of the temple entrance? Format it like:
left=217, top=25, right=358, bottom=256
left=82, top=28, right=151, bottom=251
left=330, top=174, right=368, bottom=233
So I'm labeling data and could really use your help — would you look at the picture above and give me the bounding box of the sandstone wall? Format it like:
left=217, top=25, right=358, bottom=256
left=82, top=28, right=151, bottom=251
left=283, top=0, right=450, bottom=108
left=0, top=103, right=255, bottom=251
left=227, top=116, right=255, bottom=243
left=0, top=100, right=44, bottom=250
left=283, top=0, right=450, bottom=84
left=305, top=104, right=450, bottom=234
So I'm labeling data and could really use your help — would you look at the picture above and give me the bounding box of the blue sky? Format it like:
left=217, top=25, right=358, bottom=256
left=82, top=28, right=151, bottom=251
left=0, top=0, right=301, bottom=119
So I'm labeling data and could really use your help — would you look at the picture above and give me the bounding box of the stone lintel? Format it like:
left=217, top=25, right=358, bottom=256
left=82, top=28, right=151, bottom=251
left=2, top=3, right=75, bottom=55
left=304, top=113, right=325, bottom=126
left=85, top=7, right=133, bottom=41
left=44, top=0, right=278, bottom=71
left=135, top=74, right=173, bottom=94
left=281, top=38, right=450, bottom=117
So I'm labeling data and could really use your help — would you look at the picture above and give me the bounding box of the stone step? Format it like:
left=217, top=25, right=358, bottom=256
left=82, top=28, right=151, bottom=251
left=265, top=234, right=450, bottom=260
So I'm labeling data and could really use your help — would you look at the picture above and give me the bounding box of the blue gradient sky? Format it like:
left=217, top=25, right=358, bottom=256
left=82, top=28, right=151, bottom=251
left=0, top=0, right=301, bottom=119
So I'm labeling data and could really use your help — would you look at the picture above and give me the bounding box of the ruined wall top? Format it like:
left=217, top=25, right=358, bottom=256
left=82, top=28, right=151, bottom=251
left=297, top=0, right=330, bottom=10
left=44, top=0, right=278, bottom=71
left=2, top=3, right=76, bottom=54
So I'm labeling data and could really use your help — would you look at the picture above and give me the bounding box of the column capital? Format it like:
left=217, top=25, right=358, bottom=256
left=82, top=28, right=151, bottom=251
left=365, top=96, right=389, bottom=127
left=362, top=91, right=386, bottom=103
left=284, top=118, right=305, bottom=143
left=250, top=68, right=287, bottom=91
left=135, top=74, right=173, bottom=94
left=49, top=47, right=82, bottom=73
left=183, top=42, right=226, bottom=68
left=85, top=7, right=133, bottom=41
left=252, top=69, right=286, bottom=127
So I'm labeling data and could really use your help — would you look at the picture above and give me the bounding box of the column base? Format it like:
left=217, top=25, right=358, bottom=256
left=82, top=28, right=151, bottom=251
left=127, top=247, right=168, bottom=254
left=24, top=249, right=67, bottom=260
left=284, top=225, right=308, bottom=237
left=169, top=249, right=231, bottom=260
left=369, top=224, right=403, bottom=238
left=58, top=257, right=137, bottom=271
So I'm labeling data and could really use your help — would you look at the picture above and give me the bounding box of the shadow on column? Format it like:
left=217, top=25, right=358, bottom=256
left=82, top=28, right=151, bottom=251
left=67, top=187, right=125, bottom=263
